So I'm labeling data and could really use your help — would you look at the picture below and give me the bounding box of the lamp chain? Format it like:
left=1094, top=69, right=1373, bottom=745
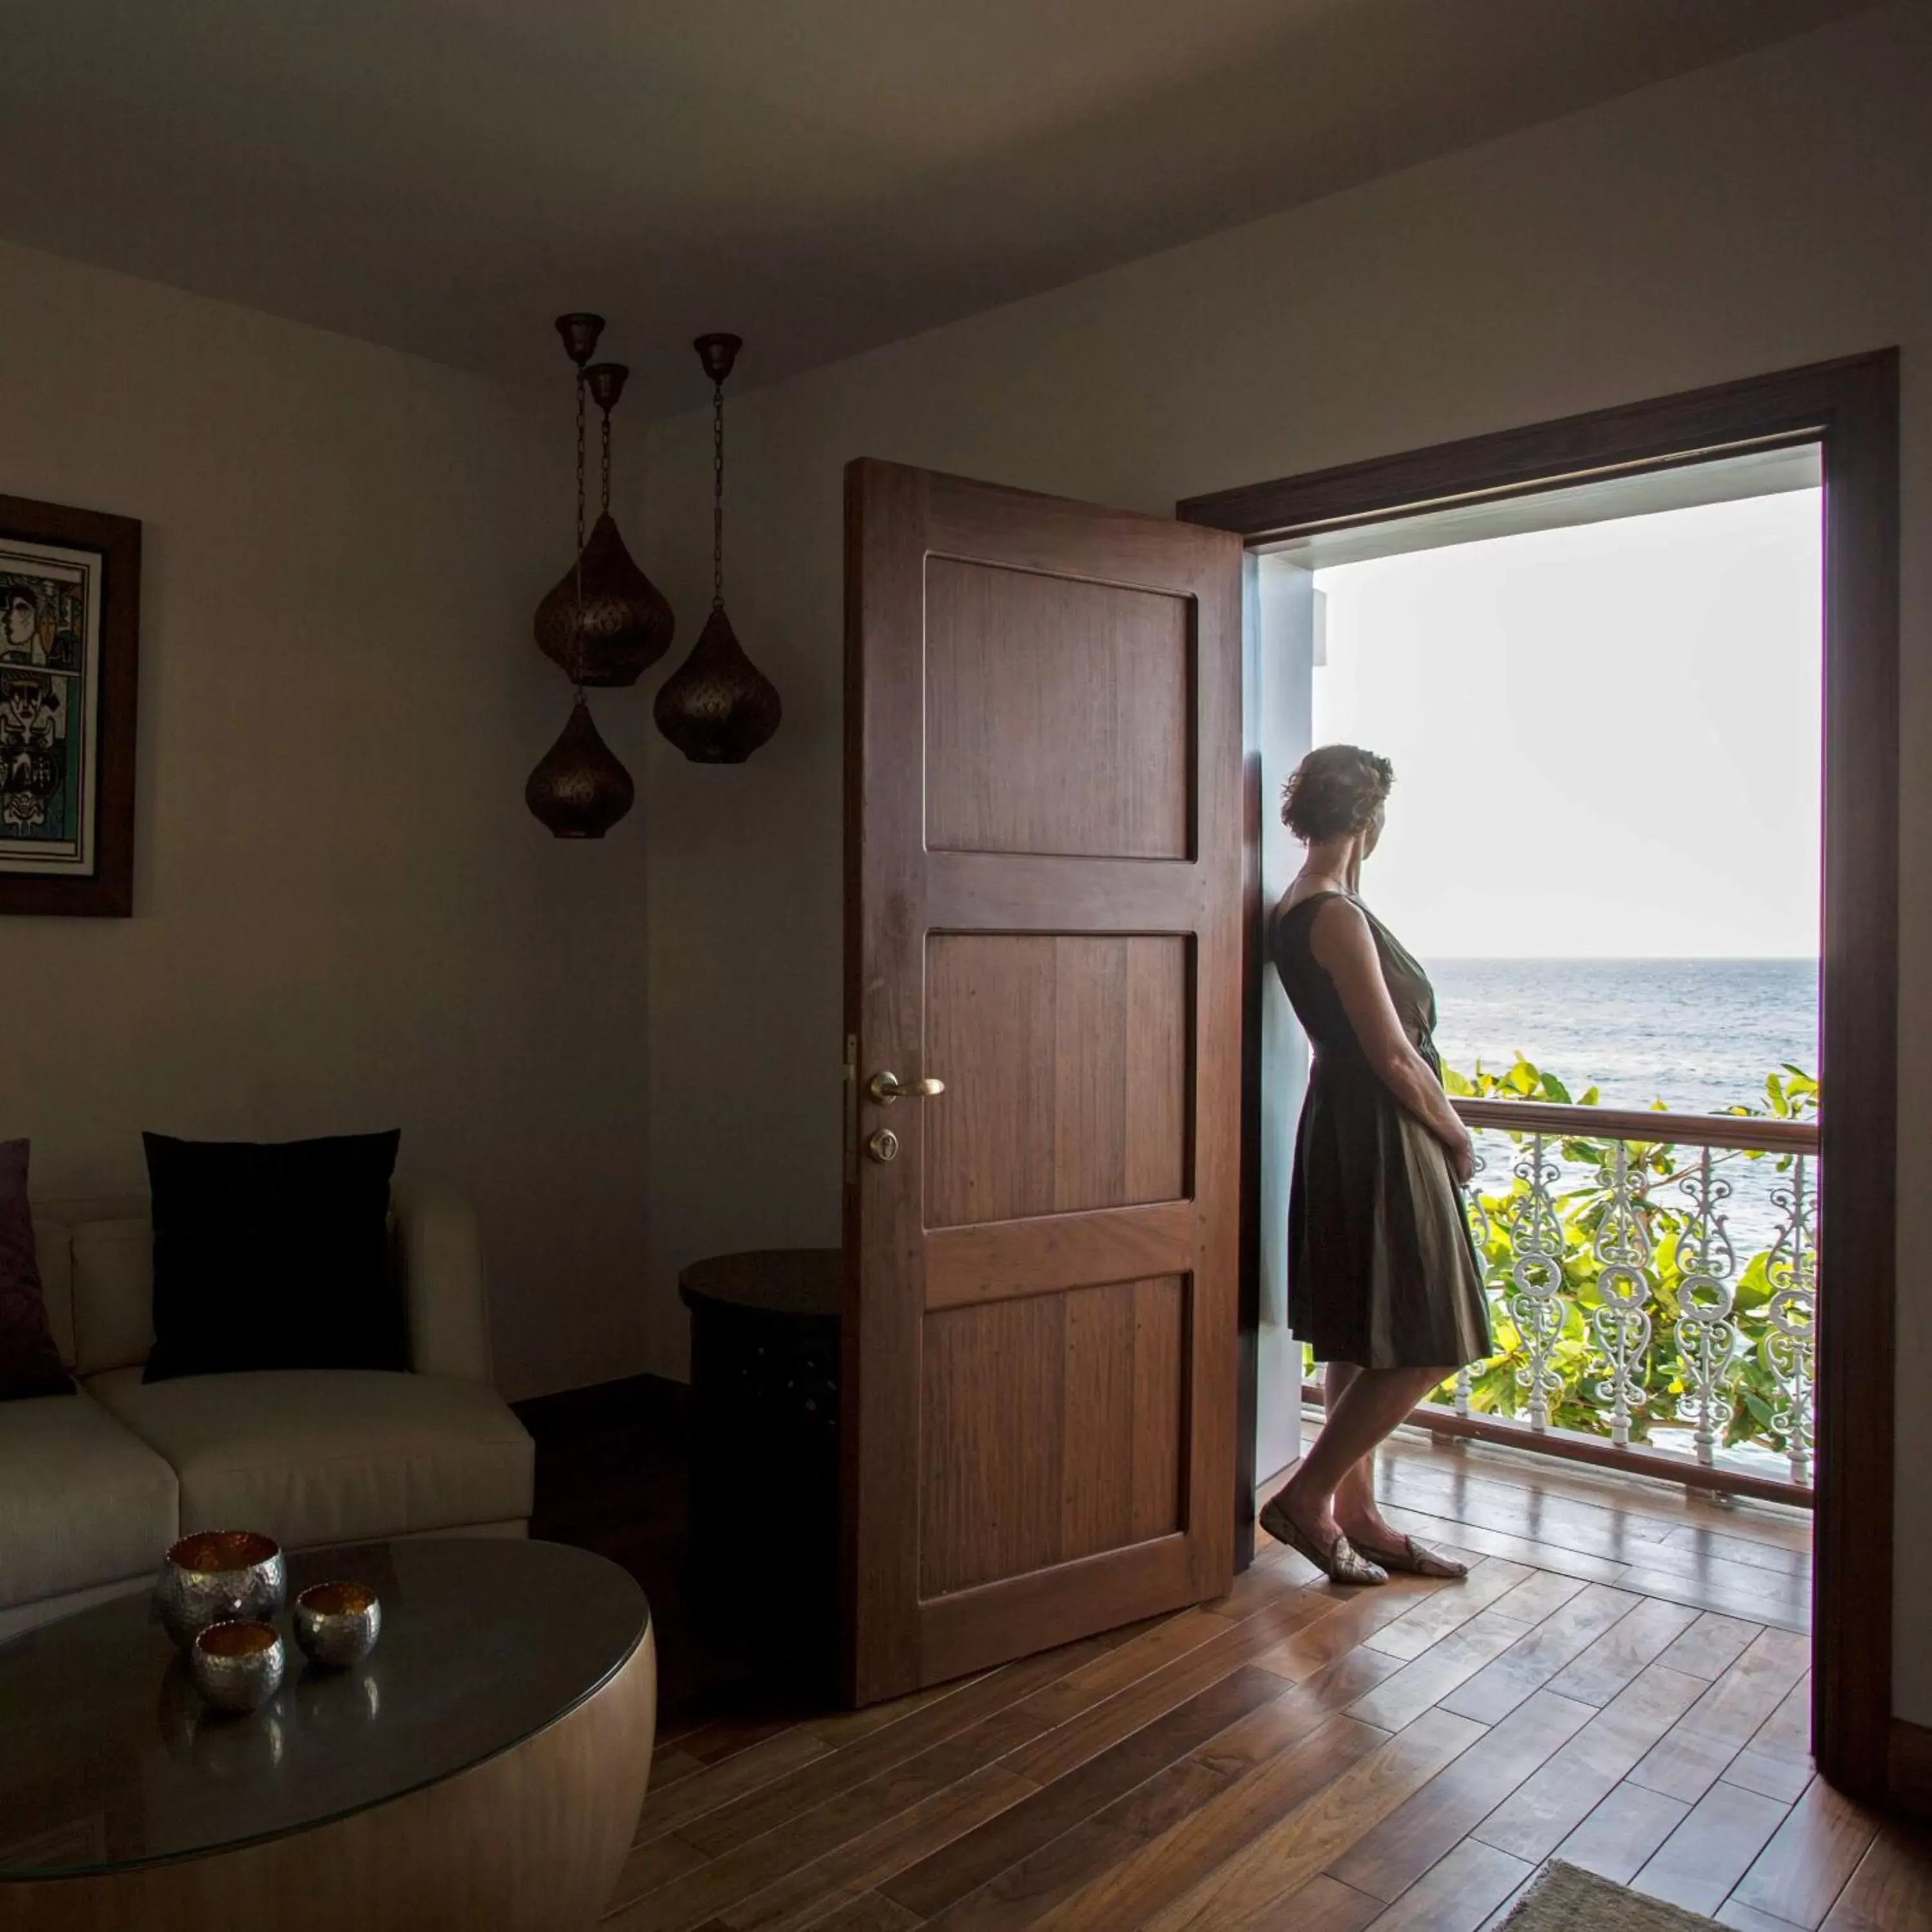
left=574, top=373, right=586, bottom=554
left=601, top=406, right=612, bottom=516
left=571, top=366, right=586, bottom=694
left=712, top=379, right=726, bottom=609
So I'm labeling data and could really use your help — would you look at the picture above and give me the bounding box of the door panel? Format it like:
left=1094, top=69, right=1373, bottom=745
left=923, top=933, right=1189, bottom=1227
left=844, top=458, right=1242, bottom=1703
left=918, top=1276, right=1187, bottom=1597
left=924, top=558, right=1193, bottom=859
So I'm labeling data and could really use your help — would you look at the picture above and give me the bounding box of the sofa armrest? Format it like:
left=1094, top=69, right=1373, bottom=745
left=393, top=1188, right=494, bottom=1383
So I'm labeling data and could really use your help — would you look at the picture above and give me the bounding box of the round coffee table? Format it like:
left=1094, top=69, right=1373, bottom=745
left=0, top=1538, right=654, bottom=1930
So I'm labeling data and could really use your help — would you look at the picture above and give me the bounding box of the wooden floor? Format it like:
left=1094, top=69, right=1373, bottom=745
left=597, top=1428, right=1929, bottom=1932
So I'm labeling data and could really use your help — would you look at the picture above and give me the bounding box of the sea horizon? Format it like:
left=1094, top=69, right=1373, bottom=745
left=1423, top=954, right=1819, bottom=1121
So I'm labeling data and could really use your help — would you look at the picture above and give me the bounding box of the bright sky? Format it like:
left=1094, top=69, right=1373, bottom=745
left=1311, top=489, right=1823, bottom=958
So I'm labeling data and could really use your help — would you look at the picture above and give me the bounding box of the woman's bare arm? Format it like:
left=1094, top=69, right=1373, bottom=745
left=1308, top=898, right=1473, bottom=1181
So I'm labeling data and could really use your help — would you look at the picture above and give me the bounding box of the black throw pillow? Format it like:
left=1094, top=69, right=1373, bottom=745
left=0, top=1139, right=74, bottom=1400
left=142, top=1130, right=406, bottom=1383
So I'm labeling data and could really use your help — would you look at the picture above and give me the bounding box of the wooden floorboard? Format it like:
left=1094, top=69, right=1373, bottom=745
left=882, top=1667, right=1286, bottom=1918
left=1358, top=1838, right=1532, bottom=1932
left=724, top=1765, right=1037, bottom=1932
left=1725, top=1679, right=1821, bottom=1804
left=1544, top=1595, right=1701, bottom=1707
left=1731, top=1777, right=1883, bottom=1930
left=1549, top=1777, right=1690, bottom=1886
left=1819, top=1819, right=1932, bottom=1930
left=1376, top=1432, right=1814, bottom=1551
left=1327, top=1689, right=1595, bottom=1902
left=1138, top=1707, right=1488, bottom=1932
left=920, top=1754, right=1227, bottom=1931
left=1634, top=1778, right=1794, bottom=1918
left=583, top=1431, right=1926, bottom=1932
left=1468, top=1660, right=1709, bottom=1864
left=1382, top=1504, right=1639, bottom=1587
left=1626, top=1628, right=1812, bottom=1805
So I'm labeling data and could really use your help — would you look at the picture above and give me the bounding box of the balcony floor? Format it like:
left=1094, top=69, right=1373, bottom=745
left=1360, top=1421, right=1813, bottom=1634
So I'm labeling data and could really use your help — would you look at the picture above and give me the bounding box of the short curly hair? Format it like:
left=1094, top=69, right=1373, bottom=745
left=1281, top=744, right=1394, bottom=842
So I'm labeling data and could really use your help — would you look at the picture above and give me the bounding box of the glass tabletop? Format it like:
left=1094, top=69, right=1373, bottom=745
left=0, top=1537, right=649, bottom=1877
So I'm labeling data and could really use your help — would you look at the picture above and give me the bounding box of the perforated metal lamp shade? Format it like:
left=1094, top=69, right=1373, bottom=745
left=524, top=696, right=635, bottom=837
left=654, top=605, right=781, bottom=764
left=533, top=512, right=674, bottom=688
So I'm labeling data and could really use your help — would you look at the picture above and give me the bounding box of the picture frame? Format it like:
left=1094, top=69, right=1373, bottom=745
left=0, top=492, right=140, bottom=916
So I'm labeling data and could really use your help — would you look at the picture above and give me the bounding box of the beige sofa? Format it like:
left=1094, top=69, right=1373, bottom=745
left=0, top=1189, right=534, bottom=1642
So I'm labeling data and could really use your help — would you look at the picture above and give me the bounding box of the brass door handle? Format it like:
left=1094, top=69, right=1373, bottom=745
left=867, top=1071, right=945, bottom=1104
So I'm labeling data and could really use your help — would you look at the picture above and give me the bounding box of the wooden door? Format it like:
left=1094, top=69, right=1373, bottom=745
left=842, top=458, right=1244, bottom=1705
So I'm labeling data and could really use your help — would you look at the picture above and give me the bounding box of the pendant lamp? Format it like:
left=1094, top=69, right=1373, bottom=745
left=653, top=334, right=782, bottom=764
left=533, top=319, right=674, bottom=687
left=527, top=313, right=667, bottom=837
left=525, top=691, right=636, bottom=839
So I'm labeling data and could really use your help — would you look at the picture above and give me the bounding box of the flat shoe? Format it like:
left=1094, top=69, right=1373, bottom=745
left=1347, top=1532, right=1469, bottom=1578
left=1258, top=1497, right=1388, bottom=1586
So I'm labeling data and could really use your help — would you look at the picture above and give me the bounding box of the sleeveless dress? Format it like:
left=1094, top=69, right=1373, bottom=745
left=1268, top=891, right=1492, bottom=1370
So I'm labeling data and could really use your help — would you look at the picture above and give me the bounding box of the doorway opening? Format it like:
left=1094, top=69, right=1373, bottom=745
left=1181, top=353, right=1899, bottom=1801
left=1256, top=449, right=1823, bottom=1611
left=1260, top=446, right=1821, bottom=1495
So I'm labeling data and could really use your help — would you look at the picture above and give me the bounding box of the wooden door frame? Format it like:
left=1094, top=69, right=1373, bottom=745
left=1178, top=351, right=1901, bottom=1803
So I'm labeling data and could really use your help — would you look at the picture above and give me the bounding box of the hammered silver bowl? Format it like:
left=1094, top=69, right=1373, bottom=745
left=292, top=1580, right=382, bottom=1669
left=158, top=1530, right=287, bottom=1649
left=189, top=1619, right=286, bottom=1714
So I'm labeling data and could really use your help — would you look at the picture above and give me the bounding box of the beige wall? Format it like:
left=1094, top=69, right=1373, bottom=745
left=639, top=3, right=1932, bottom=1716
left=0, top=243, right=657, bottom=1401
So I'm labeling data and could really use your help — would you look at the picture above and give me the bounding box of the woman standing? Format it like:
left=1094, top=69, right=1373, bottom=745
left=1260, top=744, right=1491, bottom=1584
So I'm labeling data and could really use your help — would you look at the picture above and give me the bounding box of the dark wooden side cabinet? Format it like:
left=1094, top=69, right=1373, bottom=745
left=679, top=1249, right=842, bottom=1672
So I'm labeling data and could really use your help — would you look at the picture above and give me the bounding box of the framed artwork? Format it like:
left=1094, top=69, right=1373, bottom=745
left=0, top=493, right=140, bottom=916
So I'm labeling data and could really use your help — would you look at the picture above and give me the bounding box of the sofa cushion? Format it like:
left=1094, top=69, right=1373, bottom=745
left=86, top=1368, right=534, bottom=1549
left=0, top=1390, right=178, bottom=1609
left=143, top=1130, right=406, bottom=1382
left=1, top=1142, right=71, bottom=1400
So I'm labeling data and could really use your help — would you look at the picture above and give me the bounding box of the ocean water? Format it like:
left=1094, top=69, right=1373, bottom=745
left=1426, top=958, right=1819, bottom=1117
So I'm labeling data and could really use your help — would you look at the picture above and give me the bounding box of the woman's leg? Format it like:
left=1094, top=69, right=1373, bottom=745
left=1271, top=1360, right=1449, bottom=1550
left=1321, top=1363, right=1389, bottom=1546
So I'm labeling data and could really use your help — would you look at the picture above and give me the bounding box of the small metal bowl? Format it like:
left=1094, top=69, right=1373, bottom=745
left=292, top=1580, right=382, bottom=1669
left=189, top=1619, right=286, bottom=1714
left=158, top=1530, right=287, bottom=1649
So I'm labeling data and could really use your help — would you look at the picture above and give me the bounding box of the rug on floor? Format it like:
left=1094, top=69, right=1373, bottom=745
left=1501, top=1862, right=1727, bottom=1932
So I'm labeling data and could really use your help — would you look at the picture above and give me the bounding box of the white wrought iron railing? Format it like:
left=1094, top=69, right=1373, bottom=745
left=1428, top=1099, right=1817, bottom=1504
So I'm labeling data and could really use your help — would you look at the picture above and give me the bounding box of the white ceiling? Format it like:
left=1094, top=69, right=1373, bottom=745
left=4, top=0, right=1881, bottom=413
